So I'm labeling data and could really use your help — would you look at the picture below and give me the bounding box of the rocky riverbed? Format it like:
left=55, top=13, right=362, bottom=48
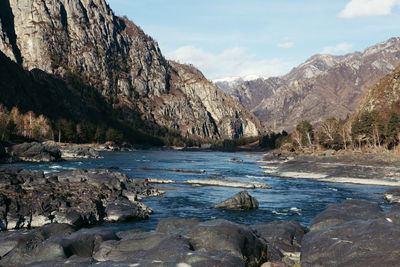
left=1, top=150, right=399, bottom=266
left=0, top=216, right=306, bottom=266
left=0, top=168, right=161, bottom=230
left=261, top=151, right=400, bottom=186
left=0, top=142, right=104, bottom=163
left=0, top=198, right=399, bottom=266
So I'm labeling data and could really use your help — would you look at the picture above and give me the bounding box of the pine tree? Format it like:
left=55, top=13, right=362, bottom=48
left=386, top=111, right=400, bottom=149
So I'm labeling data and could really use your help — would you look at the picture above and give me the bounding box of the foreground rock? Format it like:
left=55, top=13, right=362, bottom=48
left=0, top=168, right=161, bottom=230
left=0, top=223, right=119, bottom=266
left=0, top=218, right=294, bottom=266
left=253, top=221, right=308, bottom=265
left=95, top=218, right=271, bottom=266
left=212, top=191, right=259, bottom=210
left=301, top=199, right=400, bottom=266
left=7, top=142, right=62, bottom=162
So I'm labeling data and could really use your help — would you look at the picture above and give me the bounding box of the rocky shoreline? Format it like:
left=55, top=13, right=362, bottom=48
left=0, top=198, right=399, bottom=266
left=0, top=141, right=139, bottom=164
left=2, top=149, right=400, bottom=266
left=0, top=168, right=161, bottom=230
left=260, top=151, right=400, bottom=187
left=0, top=163, right=399, bottom=266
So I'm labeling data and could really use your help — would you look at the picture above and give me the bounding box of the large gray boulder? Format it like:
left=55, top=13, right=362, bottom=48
left=253, top=220, right=308, bottom=265
left=301, top=199, right=400, bottom=266
left=59, top=145, right=101, bottom=159
left=309, top=199, right=384, bottom=231
left=253, top=221, right=308, bottom=253
left=212, top=190, right=259, bottom=210
left=0, top=224, right=118, bottom=266
left=10, top=142, right=61, bottom=162
left=0, top=223, right=76, bottom=266
left=184, top=219, right=268, bottom=266
left=156, top=217, right=200, bottom=235
left=61, top=227, right=119, bottom=258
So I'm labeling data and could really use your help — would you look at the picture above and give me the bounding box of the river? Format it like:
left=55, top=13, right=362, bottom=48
left=2, top=150, right=392, bottom=231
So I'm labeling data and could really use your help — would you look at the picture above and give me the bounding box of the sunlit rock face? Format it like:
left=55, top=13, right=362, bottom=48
left=0, top=0, right=261, bottom=139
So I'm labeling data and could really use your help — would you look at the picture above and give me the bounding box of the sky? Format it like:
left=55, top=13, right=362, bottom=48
left=106, top=0, right=400, bottom=81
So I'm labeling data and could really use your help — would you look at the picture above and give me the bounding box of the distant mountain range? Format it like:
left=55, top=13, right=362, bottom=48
left=216, top=38, right=400, bottom=131
left=0, top=0, right=261, bottom=142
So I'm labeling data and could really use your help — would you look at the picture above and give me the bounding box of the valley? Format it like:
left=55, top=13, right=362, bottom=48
left=1, top=0, right=400, bottom=266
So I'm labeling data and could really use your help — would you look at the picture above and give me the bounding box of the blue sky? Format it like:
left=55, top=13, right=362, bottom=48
left=106, top=0, right=400, bottom=80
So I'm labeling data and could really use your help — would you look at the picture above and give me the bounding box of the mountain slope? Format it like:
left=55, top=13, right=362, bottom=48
left=224, top=38, right=400, bottom=131
left=357, top=65, right=400, bottom=117
left=0, top=0, right=261, bottom=140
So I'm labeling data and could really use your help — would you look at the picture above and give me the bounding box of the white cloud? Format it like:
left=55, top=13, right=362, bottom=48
left=339, top=0, right=400, bottom=18
left=166, top=46, right=295, bottom=80
left=277, top=42, right=294, bottom=49
left=321, top=43, right=354, bottom=55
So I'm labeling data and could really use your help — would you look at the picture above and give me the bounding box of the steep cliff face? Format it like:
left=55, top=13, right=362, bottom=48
left=0, top=0, right=260, bottom=139
left=222, top=38, right=400, bottom=132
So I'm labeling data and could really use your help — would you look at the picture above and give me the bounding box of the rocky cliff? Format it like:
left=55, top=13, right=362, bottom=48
left=0, top=0, right=260, bottom=139
left=221, top=38, right=400, bottom=131
left=357, top=65, right=400, bottom=117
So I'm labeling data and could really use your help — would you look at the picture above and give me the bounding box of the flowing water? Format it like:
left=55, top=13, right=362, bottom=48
left=2, top=150, right=392, bottom=231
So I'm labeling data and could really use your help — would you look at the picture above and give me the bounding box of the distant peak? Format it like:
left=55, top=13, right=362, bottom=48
left=213, top=75, right=262, bottom=83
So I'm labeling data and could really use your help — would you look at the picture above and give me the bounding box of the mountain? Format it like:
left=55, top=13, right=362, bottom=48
left=0, top=0, right=261, bottom=140
left=214, top=75, right=260, bottom=93
left=224, top=38, right=400, bottom=131
left=357, top=65, right=400, bottom=118
left=214, top=77, right=245, bottom=93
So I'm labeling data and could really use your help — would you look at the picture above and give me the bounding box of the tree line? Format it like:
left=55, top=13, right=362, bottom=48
left=263, top=109, right=400, bottom=152
left=0, top=105, right=125, bottom=144
left=0, top=105, right=229, bottom=148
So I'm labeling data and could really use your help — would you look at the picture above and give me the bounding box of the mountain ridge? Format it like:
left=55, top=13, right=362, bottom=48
left=218, top=37, right=400, bottom=131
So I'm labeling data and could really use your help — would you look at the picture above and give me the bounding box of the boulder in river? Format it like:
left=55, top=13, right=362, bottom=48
left=59, top=145, right=101, bottom=159
left=229, top=157, right=243, bottom=163
left=212, top=190, right=259, bottom=210
left=170, top=168, right=206, bottom=173
left=301, top=199, right=400, bottom=266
